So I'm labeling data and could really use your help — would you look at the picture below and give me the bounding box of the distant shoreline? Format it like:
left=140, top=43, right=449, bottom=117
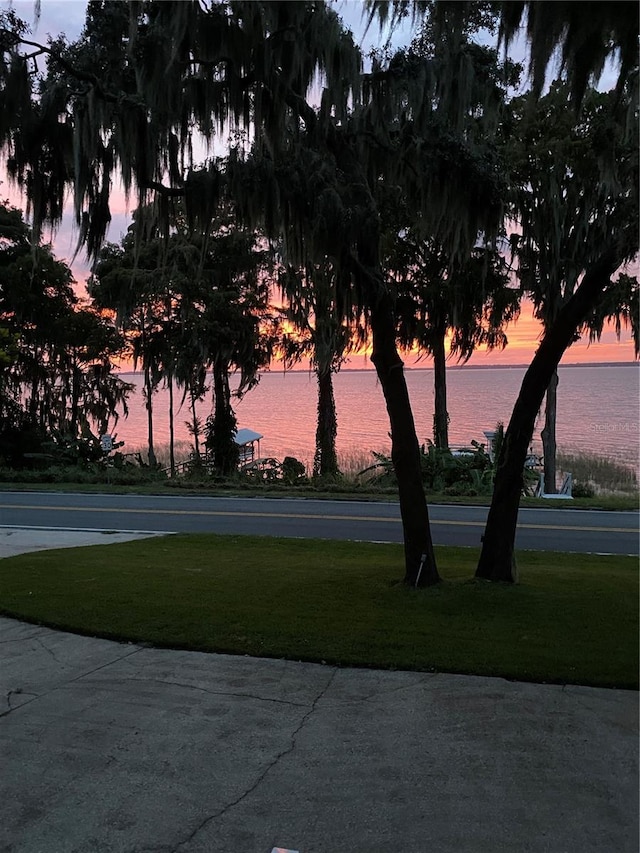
left=416, top=361, right=638, bottom=372
left=117, top=361, right=638, bottom=376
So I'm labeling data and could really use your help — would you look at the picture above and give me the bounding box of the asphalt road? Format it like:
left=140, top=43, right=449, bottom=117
left=0, top=491, right=637, bottom=555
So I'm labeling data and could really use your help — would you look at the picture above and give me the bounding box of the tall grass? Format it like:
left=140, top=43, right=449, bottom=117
left=337, top=446, right=390, bottom=482
left=557, top=450, right=638, bottom=494
left=126, top=440, right=638, bottom=497
left=130, top=442, right=386, bottom=480
left=126, top=441, right=193, bottom=469
left=344, top=446, right=638, bottom=495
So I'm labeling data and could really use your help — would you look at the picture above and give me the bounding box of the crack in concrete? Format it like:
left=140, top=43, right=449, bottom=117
left=34, top=635, right=65, bottom=665
left=351, top=674, right=438, bottom=705
left=1, top=689, right=40, bottom=719
left=0, top=631, right=44, bottom=644
left=97, top=676, right=309, bottom=709
left=6, top=688, right=37, bottom=708
left=69, top=646, right=144, bottom=685
left=5, top=689, right=17, bottom=710
left=169, top=667, right=338, bottom=852
left=0, top=646, right=144, bottom=720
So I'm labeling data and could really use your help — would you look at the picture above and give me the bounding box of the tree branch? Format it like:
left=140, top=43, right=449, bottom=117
left=283, top=88, right=317, bottom=134
left=0, top=29, right=146, bottom=109
left=139, top=179, right=185, bottom=198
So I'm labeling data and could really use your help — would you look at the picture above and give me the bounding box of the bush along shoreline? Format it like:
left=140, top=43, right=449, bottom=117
left=0, top=431, right=637, bottom=503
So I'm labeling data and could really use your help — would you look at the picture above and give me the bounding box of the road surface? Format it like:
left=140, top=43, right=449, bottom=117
left=0, top=491, right=637, bottom=555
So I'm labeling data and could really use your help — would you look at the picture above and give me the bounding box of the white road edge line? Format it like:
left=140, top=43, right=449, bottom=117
left=0, top=525, right=176, bottom=535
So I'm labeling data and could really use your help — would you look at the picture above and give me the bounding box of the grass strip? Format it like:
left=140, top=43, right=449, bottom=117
left=0, top=480, right=637, bottom=510
left=0, top=534, right=637, bottom=689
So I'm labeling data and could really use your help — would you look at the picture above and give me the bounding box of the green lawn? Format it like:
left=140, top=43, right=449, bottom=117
left=1, top=534, right=637, bottom=688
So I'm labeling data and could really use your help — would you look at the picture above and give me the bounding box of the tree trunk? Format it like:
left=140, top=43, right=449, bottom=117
left=190, top=389, right=201, bottom=462
left=140, top=318, right=157, bottom=467
left=144, top=364, right=156, bottom=468
left=327, top=124, right=438, bottom=585
left=70, top=361, right=82, bottom=439
left=476, top=249, right=619, bottom=582
left=369, top=291, right=440, bottom=587
left=541, top=370, right=559, bottom=494
left=29, top=347, right=39, bottom=421
left=313, top=368, right=339, bottom=478
left=211, top=360, right=239, bottom=476
left=432, top=325, right=449, bottom=450
left=168, top=372, right=175, bottom=477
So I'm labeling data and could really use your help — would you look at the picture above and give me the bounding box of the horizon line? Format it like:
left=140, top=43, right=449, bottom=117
left=116, top=360, right=638, bottom=375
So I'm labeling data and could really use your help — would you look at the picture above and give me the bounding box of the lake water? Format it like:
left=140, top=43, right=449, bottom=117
left=112, top=363, right=639, bottom=471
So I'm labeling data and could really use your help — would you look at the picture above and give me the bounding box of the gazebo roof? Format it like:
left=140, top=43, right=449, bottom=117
left=234, top=428, right=263, bottom=447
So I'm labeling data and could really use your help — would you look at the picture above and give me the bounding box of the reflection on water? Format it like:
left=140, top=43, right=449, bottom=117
left=112, top=364, right=639, bottom=470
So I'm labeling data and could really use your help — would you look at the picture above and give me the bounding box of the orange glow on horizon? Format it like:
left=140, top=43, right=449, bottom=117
left=330, top=298, right=637, bottom=370
left=87, top=298, right=640, bottom=374
left=3, top=187, right=636, bottom=370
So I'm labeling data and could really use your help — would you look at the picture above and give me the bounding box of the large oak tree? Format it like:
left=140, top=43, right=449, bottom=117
left=0, top=1, right=512, bottom=586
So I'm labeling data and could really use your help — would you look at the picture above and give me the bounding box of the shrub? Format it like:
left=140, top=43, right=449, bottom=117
left=281, top=456, right=307, bottom=483
left=358, top=441, right=496, bottom=495
left=0, top=419, right=50, bottom=468
left=572, top=481, right=596, bottom=499
left=0, top=464, right=166, bottom=486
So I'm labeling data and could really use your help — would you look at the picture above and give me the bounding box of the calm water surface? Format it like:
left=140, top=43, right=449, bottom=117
left=115, top=364, right=639, bottom=470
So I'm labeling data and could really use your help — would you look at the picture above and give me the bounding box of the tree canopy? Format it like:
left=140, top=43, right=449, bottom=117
left=0, top=200, right=130, bottom=465
left=0, top=0, right=637, bottom=587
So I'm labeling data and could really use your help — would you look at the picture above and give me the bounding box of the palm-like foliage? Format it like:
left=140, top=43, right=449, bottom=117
left=389, top=232, right=518, bottom=449
left=278, top=260, right=362, bottom=478
left=90, top=199, right=275, bottom=475
left=90, top=231, right=167, bottom=466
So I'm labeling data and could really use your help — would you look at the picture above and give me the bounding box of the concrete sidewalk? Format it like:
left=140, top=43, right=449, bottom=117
left=1, top=617, right=637, bottom=853
left=0, top=525, right=167, bottom=558
left=0, top=529, right=638, bottom=852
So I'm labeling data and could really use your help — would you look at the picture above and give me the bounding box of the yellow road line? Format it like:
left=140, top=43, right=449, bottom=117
left=5, top=503, right=394, bottom=523
left=0, top=504, right=637, bottom=534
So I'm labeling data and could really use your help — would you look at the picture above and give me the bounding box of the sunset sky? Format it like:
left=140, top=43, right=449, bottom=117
left=2, top=0, right=637, bottom=368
